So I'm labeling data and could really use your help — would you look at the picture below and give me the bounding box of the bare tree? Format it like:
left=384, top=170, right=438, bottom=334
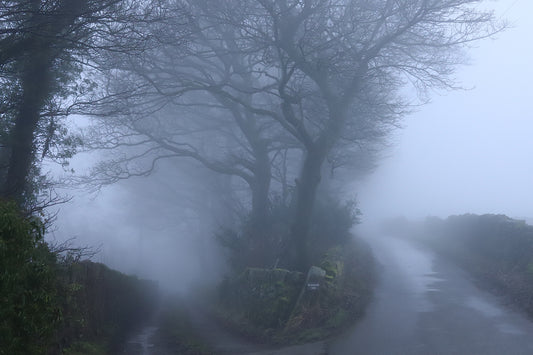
left=81, top=0, right=502, bottom=270
left=231, top=0, right=502, bottom=269
left=84, top=0, right=301, bottom=239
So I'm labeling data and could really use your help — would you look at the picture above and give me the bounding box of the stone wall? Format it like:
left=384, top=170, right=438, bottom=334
left=217, top=238, right=376, bottom=344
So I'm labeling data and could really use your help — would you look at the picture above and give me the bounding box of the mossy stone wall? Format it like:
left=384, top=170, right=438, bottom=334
left=219, top=268, right=304, bottom=329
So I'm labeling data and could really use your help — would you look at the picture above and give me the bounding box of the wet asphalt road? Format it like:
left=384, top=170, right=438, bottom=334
left=123, top=234, right=533, bottom=354
left=328, top=235, right=533, bottom=355
left=122, top=325, right=158, bottom=355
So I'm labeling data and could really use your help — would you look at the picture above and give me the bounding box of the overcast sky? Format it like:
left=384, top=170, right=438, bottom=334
left=358, top=0, right=533, bottom=221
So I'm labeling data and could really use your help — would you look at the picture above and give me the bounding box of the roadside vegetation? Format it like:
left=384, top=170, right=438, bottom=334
left=390, top=214, right=533, bottom=319
left=214, top=195, right=376, bottom=345
left=0, top=200, right=158, bottom=355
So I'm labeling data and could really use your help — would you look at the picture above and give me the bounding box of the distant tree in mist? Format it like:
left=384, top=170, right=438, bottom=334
left=80, top=0, right=501, bottom=271
left=243, top=0, right=502, bottom=269
left=83, top=0, right=299, bottom=235
left=81, top=1, right=305, bottom=268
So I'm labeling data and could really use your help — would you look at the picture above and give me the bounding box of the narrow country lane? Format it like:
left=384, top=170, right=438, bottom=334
left=122, top=233, right=533, bottom=355
left=328, top=234, right=533, bottom=355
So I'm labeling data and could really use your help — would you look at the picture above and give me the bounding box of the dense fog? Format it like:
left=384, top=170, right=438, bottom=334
left=359, top=0, right=533, bottom=221
left=3, top=0, right=533, bottom=353
left=40, top=0, right=532, bottom=292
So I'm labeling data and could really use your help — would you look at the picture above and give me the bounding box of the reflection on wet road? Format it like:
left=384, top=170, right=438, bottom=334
left=122, top=325, right=157, bottom=355
left=328, top=235, right=533, bottom=355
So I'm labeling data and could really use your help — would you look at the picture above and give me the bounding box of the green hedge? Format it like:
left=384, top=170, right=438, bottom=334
left=0, top=200, right=60, bottom=355
left=0, top=200, right=159, bottom=355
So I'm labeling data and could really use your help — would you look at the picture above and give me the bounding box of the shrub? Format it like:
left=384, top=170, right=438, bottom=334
left=307, top=195, right=361, bottom=264
left=216, top=193, right=361, bottom=272
left=0, top=200, right=60, bottom=355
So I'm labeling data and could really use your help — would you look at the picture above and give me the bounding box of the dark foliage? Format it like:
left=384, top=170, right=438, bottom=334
left=216, top=238, right=375, bottom=345
left=55, top=261, right=159, bottom=354
left=216, top=193, right=361, bottom=273
left=219, top=268, right=304, bottom=330
left=0, top=200, right=159, bottom=354
left=307, top=195, right=361, bottom=265
left=0, top=200, right=60, bottom=354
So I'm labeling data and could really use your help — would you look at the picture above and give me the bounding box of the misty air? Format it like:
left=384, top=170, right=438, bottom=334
left=1, top=1, right=533, bottom=354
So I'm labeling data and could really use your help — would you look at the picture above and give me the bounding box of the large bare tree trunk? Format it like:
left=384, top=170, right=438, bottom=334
left=250, top=145, right=271, bottom=229
left=246, top=142, right=273, bottom=267
left=284, top=103, right=347, bottom=271
left=285, top=145, right=327, bottom=271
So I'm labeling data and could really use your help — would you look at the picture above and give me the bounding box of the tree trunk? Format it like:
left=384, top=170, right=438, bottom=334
left=247, top=142, right=272, bottom=267
left=2, top=50, right=52, bottom=203
left=1, top=0, right=88, bottom=204
left=250, top=148, right=271, bottom=229
left=284, top=104, right=347, bottom=271
left=286, top=146, right=327, bottom=271
left=250, top=174, right=270, bottom=228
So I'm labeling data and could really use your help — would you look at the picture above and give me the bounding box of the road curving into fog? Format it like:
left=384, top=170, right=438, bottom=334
left=327, top=234, right=533, bottom=355
left=124, top=233, right=533, bottom=354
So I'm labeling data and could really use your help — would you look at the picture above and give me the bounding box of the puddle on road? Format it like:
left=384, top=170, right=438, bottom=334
left=465, top=296, right=503, bottom=318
